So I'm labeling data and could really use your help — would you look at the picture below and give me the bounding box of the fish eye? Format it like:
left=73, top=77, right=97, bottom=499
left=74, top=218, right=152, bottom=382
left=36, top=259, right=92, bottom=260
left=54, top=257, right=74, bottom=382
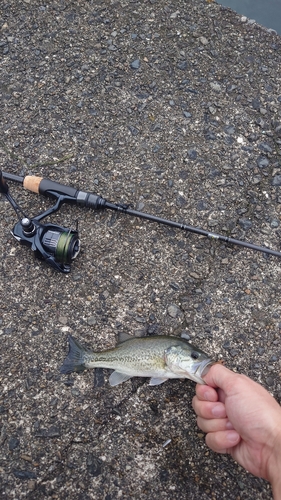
left=191, top=351, right=199, bottom=360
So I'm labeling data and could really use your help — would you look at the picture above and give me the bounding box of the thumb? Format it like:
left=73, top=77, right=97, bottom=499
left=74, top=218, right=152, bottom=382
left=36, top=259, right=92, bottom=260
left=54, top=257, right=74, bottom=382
left=203, top=363, right=238, bottom=392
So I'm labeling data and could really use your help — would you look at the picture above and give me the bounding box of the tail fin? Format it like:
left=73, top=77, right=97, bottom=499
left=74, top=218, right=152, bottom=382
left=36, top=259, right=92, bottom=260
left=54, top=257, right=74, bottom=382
left=60, top=335, right=91, bottom=374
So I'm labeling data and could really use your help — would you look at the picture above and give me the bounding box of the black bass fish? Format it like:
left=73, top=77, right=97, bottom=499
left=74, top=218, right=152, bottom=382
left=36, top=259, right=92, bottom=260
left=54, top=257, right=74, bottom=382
left=60, top=333, right=215, bottom=386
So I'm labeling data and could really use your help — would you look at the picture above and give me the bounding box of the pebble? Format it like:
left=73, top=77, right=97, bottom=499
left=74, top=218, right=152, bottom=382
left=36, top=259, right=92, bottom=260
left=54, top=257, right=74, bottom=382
left=9, top=437, right=20, bottom=450
left=259, top=142, right=273, bottom=153
left=13, top=470, right=37, bottom=480
left=58, top=316, right=68, bottom=325
left=189, top=272, right=200, bottom=279
left=199, top=36, right=208, bottom=45
left=210, top=82, right=221, bottom=92
left=238, top=218, right=252, bottom=230
left=272, top=175, right=281, bottom=186
left=266, top=376, right=274, bottom=386
left=178, top=61, right=188, bottom=70
left=167, top=304, right=182, bottom=318
left=257, top=156, right=269, bottom=168
left=128, top=125, right=139, bottom=136
left=187, top=149, right=197, bottom=160
left=224, top=125, right=235, bottom=135
left=275, top=125, right=281, bottom=137
left=130, top=59, right=141, bottom=70
left=87, top=316, right=96, bottom=326
left=270, top=219, right=279, bottom=228
left=180, top=331, right=191, bottom=340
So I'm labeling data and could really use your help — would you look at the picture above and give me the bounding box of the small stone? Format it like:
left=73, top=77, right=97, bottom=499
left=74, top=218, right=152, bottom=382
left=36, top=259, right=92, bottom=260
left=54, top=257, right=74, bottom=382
left=136, top=201, right=145, bottom=211
left=178, top=61, right=187, bottom=70
left=270, top=219, right=279, bottom=228
left=210, top=82, right=221, bottom=92
left=128, top=125, right=139, bottom=136
left=252, top=98, right=260, bottom=110
left=257, top=156, right=269, bottom=168
left=176, top=195, right=187, bottom=207
left=190, top=272, right=200, bottom=279
left=187, top=149, right=197, bottom=160
left=9, top=437, right=20, bottom=450
left=275, top=125, right=281, bottom=137
left=224, top=125, right=235, bottom=135
left=199, top=37, right=208, bottom=45
left=130, top=59, right=140, bottom=70
left=58, top=316, right=68, bottom=325
left=180, top=331, right=190, bottom=340
left=87, top=316, right=96, bottom=326
left=20, top=454, right=32, bottom=462
left=197, top=200, right=209, bottom=211
left=13, top=470, right=37, bottom=480
left=266, top=376, right=274, bottom=386
left=256, top=118, right=265, bottom=128
left=238, top=218, right=252, bottom=231
left=259, top=142, right=273, bottom=153
left=272, top=175, right=281, bottom=186
left=227, top=84, right=237, bottom=92
left=167, top=304, right=182, bottom=318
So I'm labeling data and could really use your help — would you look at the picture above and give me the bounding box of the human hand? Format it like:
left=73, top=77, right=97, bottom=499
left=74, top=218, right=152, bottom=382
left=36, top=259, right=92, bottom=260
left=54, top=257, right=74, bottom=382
left=192, top=364, right=281, bottom=498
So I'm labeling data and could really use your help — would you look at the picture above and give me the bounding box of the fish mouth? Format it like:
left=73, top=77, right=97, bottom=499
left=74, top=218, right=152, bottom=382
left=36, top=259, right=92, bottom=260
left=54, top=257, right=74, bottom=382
left=194, top=359, right=215, bottom=382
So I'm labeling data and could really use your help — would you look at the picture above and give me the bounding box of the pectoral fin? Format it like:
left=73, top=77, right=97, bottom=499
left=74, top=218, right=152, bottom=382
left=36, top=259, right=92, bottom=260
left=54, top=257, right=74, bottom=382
left=149, top=377, right=168, bottom=386
left=109, top=371, right=133, bottom=386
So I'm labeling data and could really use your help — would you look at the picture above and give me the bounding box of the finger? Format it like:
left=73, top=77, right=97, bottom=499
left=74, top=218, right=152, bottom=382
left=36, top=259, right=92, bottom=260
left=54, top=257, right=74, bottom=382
left=203, top=364, right=238, bottom=391
left=192, top=397, right=227, bottom=419
left=197, top=416, right=234, bottom=433
left=217, top=388, right=226, bottom=404
left=205, top=430, right=241, bottom=453
left=195, top=384, right=219, bottom=402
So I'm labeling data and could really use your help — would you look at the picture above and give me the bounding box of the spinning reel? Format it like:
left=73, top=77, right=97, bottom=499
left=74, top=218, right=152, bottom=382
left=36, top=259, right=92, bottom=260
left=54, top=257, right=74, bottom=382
left=0, top=171, right=80, bottom=273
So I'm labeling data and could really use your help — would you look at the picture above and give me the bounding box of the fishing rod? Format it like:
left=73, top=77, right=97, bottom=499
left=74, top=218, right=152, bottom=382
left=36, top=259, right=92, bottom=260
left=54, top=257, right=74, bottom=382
left=1, top=170, right=281, bottom=273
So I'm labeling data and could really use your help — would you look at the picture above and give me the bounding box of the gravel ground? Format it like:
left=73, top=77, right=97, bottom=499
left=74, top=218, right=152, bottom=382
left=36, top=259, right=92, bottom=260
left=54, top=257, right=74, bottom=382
left=0, top=1, right=281, bottom=498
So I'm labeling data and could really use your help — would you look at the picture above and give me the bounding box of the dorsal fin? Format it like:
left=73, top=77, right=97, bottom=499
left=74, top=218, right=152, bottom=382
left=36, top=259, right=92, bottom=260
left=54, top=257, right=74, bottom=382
left=117, top=331, right=134, bottom=344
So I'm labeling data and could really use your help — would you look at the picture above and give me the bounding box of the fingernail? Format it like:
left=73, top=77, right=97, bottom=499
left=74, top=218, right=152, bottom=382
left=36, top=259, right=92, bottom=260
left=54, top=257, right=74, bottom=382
left=203, top=391, right=212, bottom=401
left=226, top=420, right=234, bottom=430
left=211, top=404, right=225, bottom=418
left=227, top=430, right=240, bottom=444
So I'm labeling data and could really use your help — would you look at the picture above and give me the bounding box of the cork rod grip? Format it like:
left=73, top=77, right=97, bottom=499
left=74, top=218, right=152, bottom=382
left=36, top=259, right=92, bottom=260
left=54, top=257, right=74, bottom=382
left=23, top=175, right=43, bottom=194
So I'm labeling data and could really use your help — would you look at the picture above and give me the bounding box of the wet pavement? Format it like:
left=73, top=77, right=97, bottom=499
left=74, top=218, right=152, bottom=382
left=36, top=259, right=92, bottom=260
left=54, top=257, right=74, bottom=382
left=0, top=1, right=281, bottom=499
